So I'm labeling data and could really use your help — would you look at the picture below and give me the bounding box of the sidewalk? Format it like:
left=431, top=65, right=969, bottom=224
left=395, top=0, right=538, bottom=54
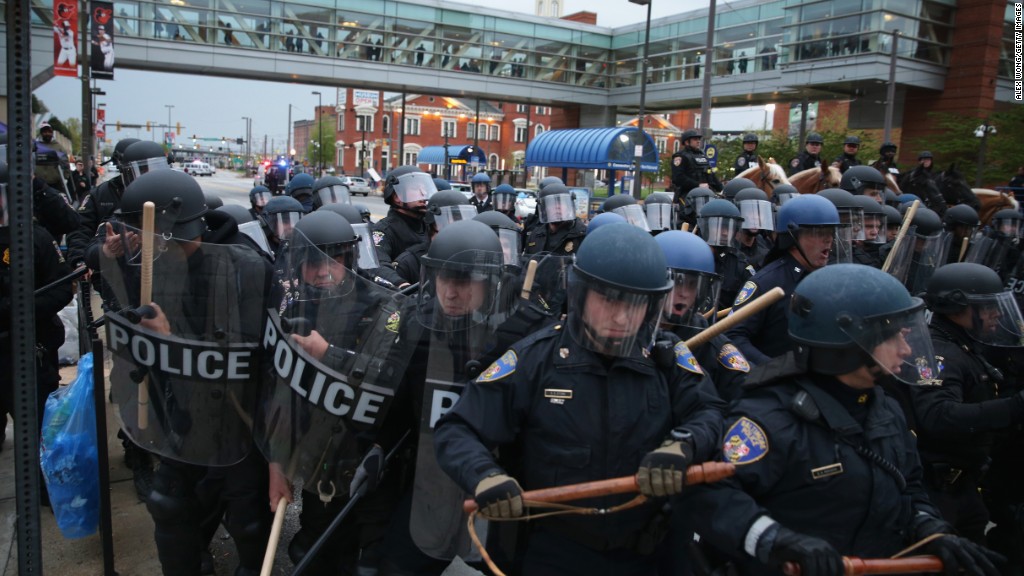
left=0, top=358, right=302, bottom=576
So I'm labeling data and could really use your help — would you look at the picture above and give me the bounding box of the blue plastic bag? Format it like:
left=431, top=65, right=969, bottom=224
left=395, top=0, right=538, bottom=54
left=40, top=352, right=100, bottom=539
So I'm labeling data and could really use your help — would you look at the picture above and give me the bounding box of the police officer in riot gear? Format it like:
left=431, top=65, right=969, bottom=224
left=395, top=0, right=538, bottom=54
left=259, top=195, right=304, bottom=256
left=850, top=194, right=886, bottom=267
left=644, top=191, right=676, bottom=233
left=372, top=165, right=435, bottom=287
left=393, top=188, right=477, bottom=285
left=435, top=222, right=726, bottom=575
left=772, top=184, right=799, bottom=206
left=105, top=169, right=273, bottom=576
left=490, top=183, right=520, bottom=222
left=672, top=129, right=722, bottom=194
left=818, top=188, right=866, bottom=265
left=523, top=183, right=586, bottom=256
left=678, top=187, right=714, bottom=230
left=734, top=133, right=760, bottom=175
left=727, top=194, right=840, bottom=365
left=469, top=172, right=492, bottom=212
left=913, top=263, right=1024, bottom=545
left=944, top=204, right=980, bottom=264
left=788, top=132, right=824, bottom=176
left=68, top=137, right=140, bottom=266
left=832, top=136, right=862, bottom=174
left=310, top=175, right=351, bottom=211
left=691, top=264, right=1002, bottom=576
left=602, top=193, right=651, bottom=232
left=839, top=165, right=887, bottom=203
left=698, top=199, right=755, bottom=309
left=733, top=188, right=774, bottom=269
left=872, top=141, right=901, bottom=181
left=286, top=173, right=316, bottom=213
left=248, top=185, right=272, bottom=220
left=722, top=177, right=756, bottom=204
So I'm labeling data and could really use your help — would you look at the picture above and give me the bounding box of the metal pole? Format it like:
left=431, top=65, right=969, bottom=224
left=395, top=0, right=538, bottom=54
left=633, top=0, right=652, bottom=199
left=312, top=91, right=322, bottom=175
left=399, top=91, right=407, bottom=167
left=798, top=98, right=809, bottom=149
left=287, top=104, right=293, bottom=163
left=81, top=0, right=93, bottom=168
left=883, top=30, right=899, bottom=144
left=699, top=0, right=716, bottom=140
left=975, top=123, right=989, bottom=188
left=165, top=105, right=174, bottom=148
left=443, top=128, right=450, bottom=181
left=7, top=0, right=44, bottom=571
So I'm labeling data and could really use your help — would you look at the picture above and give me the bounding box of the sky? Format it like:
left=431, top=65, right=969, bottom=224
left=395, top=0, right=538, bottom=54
left=34, top=0, right=762, bottom=155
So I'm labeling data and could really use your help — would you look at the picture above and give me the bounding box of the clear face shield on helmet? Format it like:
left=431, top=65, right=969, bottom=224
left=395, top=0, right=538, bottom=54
left=661, top=269, right=722, bottom=329
left=612, top=204, right=651, bottom=232
left=993, top=217, right=1022, bottom=238
left=832, top=224, right=855, bottom=264
left=433, top=205, right=478, bottom=232
left=906, top=231, right=952, bottom=294
left=962, top=291, right=1024, bottom=347
left=699, top=216, right=742, bottom=248
left=125, top=156, right=170, bottom=186
left=113, top=200, right=184, bottom=264
left=839, top=207, right=866, bottom=242
left=265, top=210, right=302, bottom=241
left=864, top=213, right=886, bottom=245
left=417, top=249, right=513, bottom=333
left=838, top=302, right=940, bottom=386
left=492, top=192, right=516, bottom=213
left=315, top=184, right=351, bottom=207
left=251, top=190, right=272, bottom=209
left=284, top=228, right=358, bottom=302
left=738, top=200, right=774, bottom=232
left=645, top=203, right=673, bottom=231
left=965, top=232, right=1015, bottom=271
left=775, top=191, right=798, bottom=205
left=496, top=228, right=522, bottom=270
left=351, top=223, right=380, bottom=270
left=392, top=172, right=435, bottom=204
left=538, top=193, right=576, bottom=224
left=689, top=194, right=711, bottom=216
left=567, top=267, right=668, bottom=358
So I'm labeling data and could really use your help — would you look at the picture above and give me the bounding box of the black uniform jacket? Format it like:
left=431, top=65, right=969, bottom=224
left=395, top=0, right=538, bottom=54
left=726, top=252, right=808, bottom=365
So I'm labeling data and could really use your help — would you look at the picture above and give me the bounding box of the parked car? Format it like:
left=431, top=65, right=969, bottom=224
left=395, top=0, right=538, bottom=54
left=450, top=182, right=473, bottom=199
left=185, top=161, right=211, bottom=177
left=341, top=176, right=372, bottom=196
left=515, top=189, right=537, bottom=219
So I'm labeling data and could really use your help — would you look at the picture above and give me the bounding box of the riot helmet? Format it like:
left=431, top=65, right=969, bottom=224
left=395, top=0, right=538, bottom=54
left=262, top=195, right=304, bottom=242
left=684, top=187, right=715, bottom=221
left=943, top=204, right=980, bottom=236
left=424, top=189, right=477, bottom=232
left=918, top=151, right=933, bottom=160
left=537, top=183, right=576, bottom=224
left=742, top=133, right=759, bottom=144
left=417, top=219, right=512, bottom=332
left=775, top=194, right=840, bottom=270
left=698, top=199, right=743, bottom=249
left=383, top=165, right=434, bottom=210
left=538, top=176, right=564, bottom=192
left=249, top=185, right=272, bottom=213
left=602, top=194, right=650, bottom=232
left=471, top=172, right=491, bottom=199
left=432, top=177, right=452, bottom=194
left=214, top=204, right=254, bottom=225
left=819, top=187, right=865, bottom=245
left=491, top=184, right=518, bottom=214
left=204, top=192, right=224, bottom=210
left=473, top=211, right=522, bottom=269
left=883, top=188, right=900, bottom=208
left=311, top=176, right=351, bottom=210
left=992, top=209, right=1023, bottom=238
left=734, top=188, right=773, bottom=232
left=654, top=230, right=721, bottom=328
left=788, top=264, right=937, bottom=385
left=116, top=170, right=207, bottom=262
left=722, top=178, right=756, bottom=203
left=680, top=129, right=702, bottom=148
left=286, top=173, right=316, bottom=212
left=121, top=141, right=170, bottom=186
left=109, top=137, right=140, bottom=172
left=843, top=135, right=861, bottom=146
left=896, top=193, right=921, bottom=206
left=586, top=212, right=627, bottom=235
left=926, top=264, right=1024, bottom=348
left=880, top=141, right=898, bottom=156
left=289, top=211, right=361, bottom=300
left=318, top=203, right=380, bottom=270
left=889, top=207, right=949, bottom=294
left=850, top=194, right=886, bottom=244
left=772, top=184, right=799, bottom=206
left=840, top=166, right=886, bottom=198
left=805, top=132, right=824, bottom=145
left=882, top=204, right=902, bottom=242
left=568, top=222, right=672, bottom=357
left=644, top=192, right=675, bottom=232
left=353, top=203, right=373, bottom=224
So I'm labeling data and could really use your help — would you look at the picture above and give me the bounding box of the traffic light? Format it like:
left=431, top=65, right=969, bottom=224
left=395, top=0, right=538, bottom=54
left=236, top=138, right=243, bottom=145
left=176, top=122, right=182, bottom=136
left=146, top=121, right=152, bottom=132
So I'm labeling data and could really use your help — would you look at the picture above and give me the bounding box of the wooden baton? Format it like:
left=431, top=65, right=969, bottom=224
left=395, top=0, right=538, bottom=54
left=462, top=461, right=735, bottom=514
left=520, top=259, right=539, bottom=301
left=881, top=199, right=920, bottom=274
left=957, top=235, right=969, bottom=263
left=783, top=555, right=943, bottom=575
left=685, top=286, right=785, bottom=350
left=138, top=201, right=155, bottom=430
left=259, top=497, right=289, bottom=576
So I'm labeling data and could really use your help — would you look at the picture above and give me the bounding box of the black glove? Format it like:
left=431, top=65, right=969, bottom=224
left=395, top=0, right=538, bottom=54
left=349, top=444, right=383, bottom=497
left=765, top=526, right=843, bottom=576
left=921, top=535, right=1003, bottom=576
left=637, top=437, right=692, bottom=497
left=474, top=473, right=523, bottom=519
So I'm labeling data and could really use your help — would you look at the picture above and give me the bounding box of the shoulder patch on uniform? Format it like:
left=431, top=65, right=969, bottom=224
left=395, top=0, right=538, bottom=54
left=935, top=355, right=944, bottom=375
left=745, top=265, right=756, bottom=276
left=385, top=310, right=401, bottom=333
left=734, top=281, right=757, bottom=307
left=371, top=230, right=385, bottom=246
left=723, top=417, right=769, bottom=465
left=477, top=350, right=517, bottom=383
left=2, top=248, right=9, bottom=266
left=790, top=158, right=800, bottom=168
left=717, top=344, right=750, bottom=373
left=915, top=356, right=942, bottom=386
left=674, top=341, right=703, bottom=374
left=737, top=157, right=746, bottom=167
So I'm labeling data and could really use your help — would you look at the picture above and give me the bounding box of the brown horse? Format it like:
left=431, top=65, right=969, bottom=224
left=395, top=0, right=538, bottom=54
left=974, top=189, right=1019, bottom=226
left=736, top=157, right=791, bottom=201
left=788, top=164, right=842, bottom=195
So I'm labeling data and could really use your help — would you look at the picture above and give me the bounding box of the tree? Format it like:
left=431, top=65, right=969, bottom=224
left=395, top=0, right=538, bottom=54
left=310, top=117, right=336, bottom=171
left=907, top=107, right=1024, bottom=187
left=61, top=117, right=82, bottom=156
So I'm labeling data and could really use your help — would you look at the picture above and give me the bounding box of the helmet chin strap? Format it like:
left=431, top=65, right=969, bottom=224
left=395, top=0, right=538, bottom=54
left=788, top=227, right=819, bottom=270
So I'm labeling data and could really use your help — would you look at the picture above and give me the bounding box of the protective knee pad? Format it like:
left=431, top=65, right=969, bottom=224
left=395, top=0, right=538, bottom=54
left=146, top=488, right=192, bottom=524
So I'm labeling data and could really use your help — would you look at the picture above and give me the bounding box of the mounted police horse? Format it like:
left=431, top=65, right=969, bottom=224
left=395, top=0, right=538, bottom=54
left=787, top=164, right=841, bottom=195
left=735, top=157, right=791, bottom=201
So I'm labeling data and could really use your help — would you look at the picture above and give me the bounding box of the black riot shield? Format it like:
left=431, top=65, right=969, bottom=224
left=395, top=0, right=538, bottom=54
left=410, top=249, right=516, bottom=561
left=101, top=227, right=270, bottom=466
left=253, top=232, right=411, bottom=502
left=886, top=228, right=951, bottom=294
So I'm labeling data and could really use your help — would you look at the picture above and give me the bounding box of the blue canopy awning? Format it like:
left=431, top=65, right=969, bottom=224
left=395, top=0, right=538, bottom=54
left=417, top=144, right=487, bottom=165
left=525, top=127, right=659, bottom=172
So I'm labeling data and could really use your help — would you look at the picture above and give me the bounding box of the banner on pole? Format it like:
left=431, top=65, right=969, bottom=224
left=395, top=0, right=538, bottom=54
left=95, top=108, right=106, bottom=141
left=53, top=1, right=79, bottom=78
left=89, top=2, right=115, bottom=80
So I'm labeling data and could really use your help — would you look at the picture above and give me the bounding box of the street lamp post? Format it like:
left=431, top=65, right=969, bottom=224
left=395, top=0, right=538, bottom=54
left=763, top=103, right=775, bottom=134
left=241, top=116, right=251, bottom=171
left=974, top=121, right=996, bottom=187
left=628, top=0, right=652, bottom=199
left=165, top=104, right=174, bottom=147
left=311, top=91, right=323, bottom=175
left=442, top=125, right=452, bottom=181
